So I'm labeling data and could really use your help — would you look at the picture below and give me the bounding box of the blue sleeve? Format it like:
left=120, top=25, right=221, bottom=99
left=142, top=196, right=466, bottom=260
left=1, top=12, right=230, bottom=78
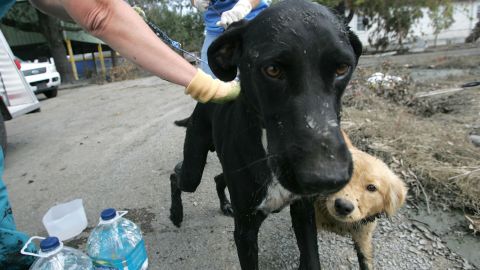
left=0, top=149, right=37, bottom=268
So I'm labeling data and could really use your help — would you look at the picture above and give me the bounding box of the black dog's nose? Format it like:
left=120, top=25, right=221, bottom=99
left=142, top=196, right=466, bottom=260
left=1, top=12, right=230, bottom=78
left=334, top=199, right=354, bottom=216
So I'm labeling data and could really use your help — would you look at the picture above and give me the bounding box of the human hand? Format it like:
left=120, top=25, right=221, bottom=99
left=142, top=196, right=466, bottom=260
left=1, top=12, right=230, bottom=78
left=192, top=0, right=210, bottom=12
left=185, top=69, right=241, bottom=103
left=216, top=0, right=252, bottom=28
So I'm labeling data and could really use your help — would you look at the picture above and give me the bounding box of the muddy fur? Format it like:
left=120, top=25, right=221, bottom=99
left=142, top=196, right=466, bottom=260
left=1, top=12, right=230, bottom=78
left=169, top=1, right=363, bottom=268
left=314, top=132, right=407, bottom=270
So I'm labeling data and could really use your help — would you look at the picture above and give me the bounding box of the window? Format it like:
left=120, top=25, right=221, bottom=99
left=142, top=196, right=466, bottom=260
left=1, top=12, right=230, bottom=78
left=477, top=5, right=480, bottom=19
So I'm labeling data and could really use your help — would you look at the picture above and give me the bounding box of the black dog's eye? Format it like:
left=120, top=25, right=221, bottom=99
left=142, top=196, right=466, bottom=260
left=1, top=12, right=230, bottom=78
left=263, top=65, right=282, bottom=79
left=335, top=64, right=350, bottom=76
left=366, top=184, right=377, bottom=192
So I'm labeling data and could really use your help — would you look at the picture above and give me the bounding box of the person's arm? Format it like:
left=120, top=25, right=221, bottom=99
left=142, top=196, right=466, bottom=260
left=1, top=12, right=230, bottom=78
left=27, top=0, right=72, bottom=22
left=30, top=0, right=196, bottom=86
left=29, top=0, right=239, bottom=103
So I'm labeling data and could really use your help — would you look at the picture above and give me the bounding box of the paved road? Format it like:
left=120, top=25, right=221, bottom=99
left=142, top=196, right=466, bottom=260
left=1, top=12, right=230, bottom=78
left=4, top=77, right=476, bottom=269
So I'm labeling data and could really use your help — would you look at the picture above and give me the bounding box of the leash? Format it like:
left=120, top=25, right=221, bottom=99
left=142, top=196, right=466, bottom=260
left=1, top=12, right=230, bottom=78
left=133, top=6, right=208, bottom=65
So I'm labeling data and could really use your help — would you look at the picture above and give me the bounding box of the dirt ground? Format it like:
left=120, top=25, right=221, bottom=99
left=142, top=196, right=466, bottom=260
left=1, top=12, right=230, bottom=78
left=342, top=45, right=480, bottom=268
left=3, top=46, right=479, bottom=269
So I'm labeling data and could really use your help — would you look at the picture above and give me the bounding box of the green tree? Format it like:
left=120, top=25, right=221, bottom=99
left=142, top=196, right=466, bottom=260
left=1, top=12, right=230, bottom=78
left=146, top=2, right=204, bottom=52
left=130, top=0, right=204, bottom=52
left=427, top=0, right=454, bottom=47
left=312, top=0, right=454, bottom=51
left=1, top=2, right=72, bottom=82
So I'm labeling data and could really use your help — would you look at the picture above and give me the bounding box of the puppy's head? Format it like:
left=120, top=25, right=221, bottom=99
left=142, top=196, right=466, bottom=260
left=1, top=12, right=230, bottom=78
left=325, top=149, right=407, bottom=223
left=208, top=0, right=362, bottom=196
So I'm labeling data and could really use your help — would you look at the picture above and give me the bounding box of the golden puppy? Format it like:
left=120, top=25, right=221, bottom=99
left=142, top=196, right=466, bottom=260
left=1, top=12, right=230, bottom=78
left=315, top=132, right=407, bottom=270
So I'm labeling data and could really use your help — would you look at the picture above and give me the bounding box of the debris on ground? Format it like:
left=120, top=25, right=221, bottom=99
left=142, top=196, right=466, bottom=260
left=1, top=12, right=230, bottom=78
left=367, top=72, right=403, bottom=89
left=465, top=215, right=480, bottom=236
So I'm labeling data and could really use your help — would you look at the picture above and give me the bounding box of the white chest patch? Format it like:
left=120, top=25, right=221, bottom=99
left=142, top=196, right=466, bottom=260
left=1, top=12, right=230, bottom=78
left=257, top=129, right=300, bottom=214
left=257, top=176, right=300, bottom=214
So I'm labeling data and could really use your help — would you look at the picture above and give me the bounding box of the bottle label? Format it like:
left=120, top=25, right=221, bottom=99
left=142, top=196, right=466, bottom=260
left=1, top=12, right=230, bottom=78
left=91, top=239, right=148, bottom=270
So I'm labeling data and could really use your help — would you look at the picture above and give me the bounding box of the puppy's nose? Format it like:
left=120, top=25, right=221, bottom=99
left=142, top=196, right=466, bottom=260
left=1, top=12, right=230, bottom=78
left=334, top=198, right=354, bottom=216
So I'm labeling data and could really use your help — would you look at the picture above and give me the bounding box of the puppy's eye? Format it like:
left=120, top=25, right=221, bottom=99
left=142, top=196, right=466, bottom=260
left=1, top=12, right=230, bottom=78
left=366, top=184, right=377, bottom=192
left=263, top=65, right=282, bottom=78
left=335, top=64, right=350, bottom=76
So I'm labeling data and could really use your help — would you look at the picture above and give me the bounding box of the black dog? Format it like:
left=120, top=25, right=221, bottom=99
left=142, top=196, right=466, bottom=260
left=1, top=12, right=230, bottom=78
left=170, top=1, right=362, bottom=269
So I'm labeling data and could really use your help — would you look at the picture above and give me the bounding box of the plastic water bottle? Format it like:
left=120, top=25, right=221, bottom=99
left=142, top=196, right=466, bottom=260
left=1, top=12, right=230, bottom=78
left=86, top=208, right=148, bottom=270
left=21, top=236, right=93, bottom=269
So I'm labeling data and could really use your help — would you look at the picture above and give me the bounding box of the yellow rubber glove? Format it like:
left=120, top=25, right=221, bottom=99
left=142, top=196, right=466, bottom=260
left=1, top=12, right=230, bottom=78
left=186, top=69, right=241, bottom=103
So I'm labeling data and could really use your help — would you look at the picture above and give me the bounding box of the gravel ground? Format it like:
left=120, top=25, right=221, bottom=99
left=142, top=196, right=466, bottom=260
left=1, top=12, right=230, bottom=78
left=4, top=76, right=477, bottom=269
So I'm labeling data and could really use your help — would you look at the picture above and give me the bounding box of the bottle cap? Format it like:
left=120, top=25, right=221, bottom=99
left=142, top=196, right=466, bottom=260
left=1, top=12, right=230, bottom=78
left=40, top=236, right=60, bottom=252
left=101, top=208, right=117, bottom=221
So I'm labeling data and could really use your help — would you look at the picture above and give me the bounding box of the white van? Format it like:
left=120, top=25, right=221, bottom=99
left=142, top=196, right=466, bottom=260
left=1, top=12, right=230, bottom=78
left=20, top=57, right=61, bottom=98
left=0, top=30, right=40, bottom=151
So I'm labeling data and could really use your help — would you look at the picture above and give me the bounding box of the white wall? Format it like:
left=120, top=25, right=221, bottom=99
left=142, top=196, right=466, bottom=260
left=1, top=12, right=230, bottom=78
left=350, top=0, right=480, bottom=49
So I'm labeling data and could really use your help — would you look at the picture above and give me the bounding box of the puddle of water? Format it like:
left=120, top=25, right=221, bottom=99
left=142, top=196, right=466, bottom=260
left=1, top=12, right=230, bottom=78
left=408, top=206, right=480, bottom=268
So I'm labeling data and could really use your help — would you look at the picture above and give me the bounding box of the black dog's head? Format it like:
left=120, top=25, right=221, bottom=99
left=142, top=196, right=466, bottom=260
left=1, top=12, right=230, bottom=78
left=208, top=0, right=362, bottom=196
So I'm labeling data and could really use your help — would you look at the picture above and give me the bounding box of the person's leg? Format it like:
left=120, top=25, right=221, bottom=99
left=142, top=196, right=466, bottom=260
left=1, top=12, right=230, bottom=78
left=0, top=149, right=36, bottom=269
left=200, top=31, right=221, bottom=78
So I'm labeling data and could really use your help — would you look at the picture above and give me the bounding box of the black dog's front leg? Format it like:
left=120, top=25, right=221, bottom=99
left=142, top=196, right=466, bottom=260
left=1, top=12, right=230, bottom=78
left=169, top=164, right=183, bottom=227
left=234, top=213, right=267, bottom=270
left=290, top=199, right=321, bottom=270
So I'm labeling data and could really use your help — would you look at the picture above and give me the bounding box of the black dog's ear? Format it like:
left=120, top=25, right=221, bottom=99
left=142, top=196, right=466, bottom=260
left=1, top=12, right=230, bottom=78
left=348, top=30, right=363, bottom=64
left=207, top=20, right=248, bottom=81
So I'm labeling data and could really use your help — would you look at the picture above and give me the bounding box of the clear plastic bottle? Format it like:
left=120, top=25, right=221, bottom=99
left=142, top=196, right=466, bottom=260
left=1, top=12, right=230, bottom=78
left=22, top=236, right=93, bottom=270
left=86, top=208, right=148, bottom=270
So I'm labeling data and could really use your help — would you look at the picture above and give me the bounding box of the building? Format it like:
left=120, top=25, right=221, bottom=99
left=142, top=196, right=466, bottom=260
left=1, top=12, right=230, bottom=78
left=349, top=0, right=480, bottom=50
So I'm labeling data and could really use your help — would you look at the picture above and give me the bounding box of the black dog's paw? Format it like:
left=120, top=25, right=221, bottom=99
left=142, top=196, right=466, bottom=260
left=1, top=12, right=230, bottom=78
left=174, top=117, right=190, bottom=127
left=221, top=202, right=234, bottom=217
left=169, top=205, right=183, bottom=227
left=170, top=172, right=184, bottom=227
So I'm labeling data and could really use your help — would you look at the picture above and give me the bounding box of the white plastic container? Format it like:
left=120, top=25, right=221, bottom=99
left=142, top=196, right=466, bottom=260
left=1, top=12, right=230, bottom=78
left=21, top=236, right=93, bottom=269
left=42, top=199, right=87, bottom=241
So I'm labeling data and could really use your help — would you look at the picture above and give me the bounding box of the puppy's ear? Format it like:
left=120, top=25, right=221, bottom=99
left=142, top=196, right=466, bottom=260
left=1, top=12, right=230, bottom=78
left=348, top=30, right=363, bottom=64
left=384, top=176, right=408, bottom=217
left=207, top=20, right=248, bottom=81
left=340, top=129, right=354, bottom=149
